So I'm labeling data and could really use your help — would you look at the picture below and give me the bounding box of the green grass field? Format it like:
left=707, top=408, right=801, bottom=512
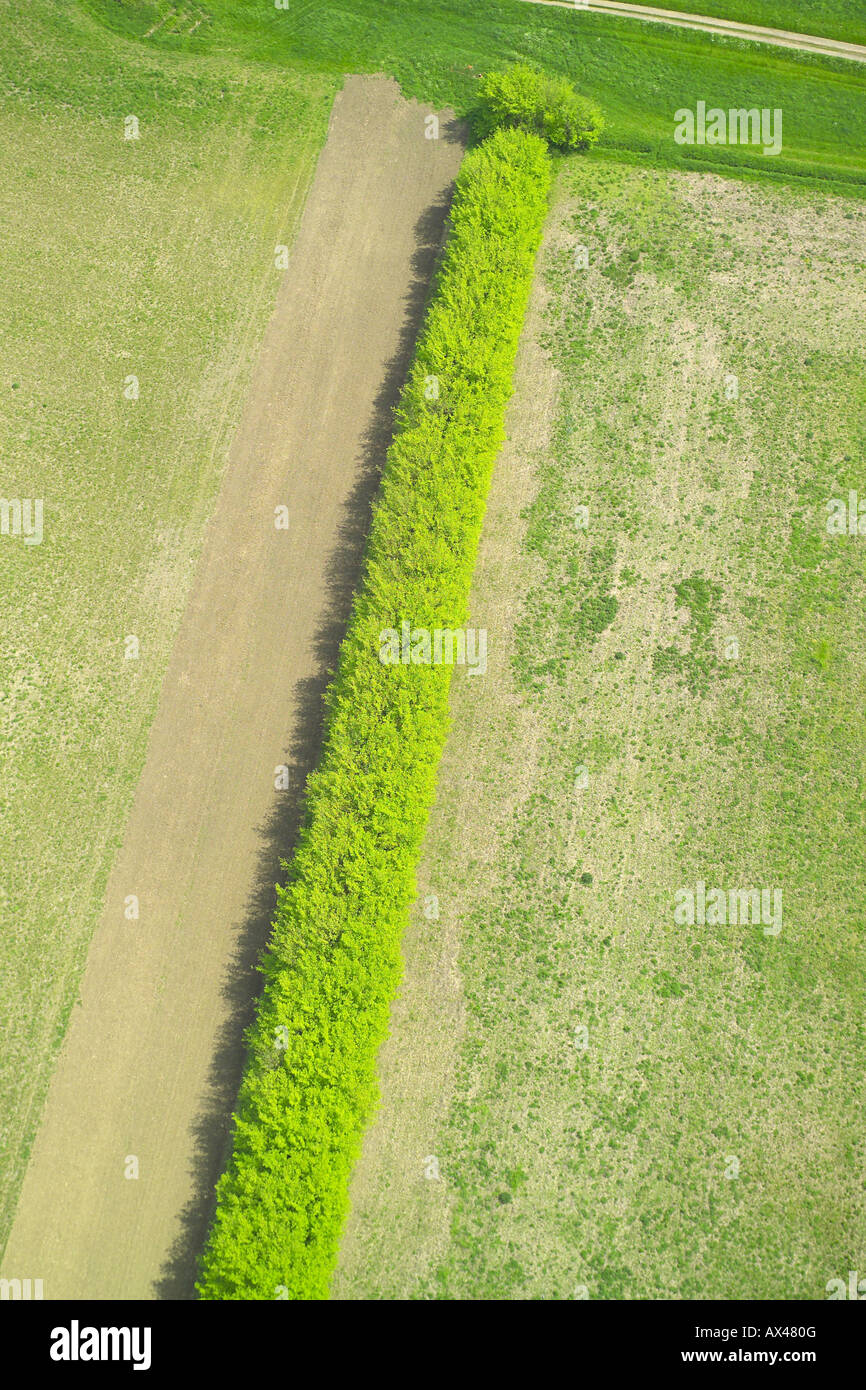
left=336, top=156, right=866, bottom=1299
left=3, top=0, right=865, bottom=1295
left=86, top=0, right=866, bottom=196
left=0, top=0, right=336, bottom=1253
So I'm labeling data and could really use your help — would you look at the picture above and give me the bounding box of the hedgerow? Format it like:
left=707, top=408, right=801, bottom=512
left=196, top=126, right=552, bottom=1300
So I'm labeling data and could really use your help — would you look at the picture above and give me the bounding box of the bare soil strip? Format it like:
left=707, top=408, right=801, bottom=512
left=1, top=74, right=464, bottom=1301
left=521, top=0, right=866, bottom=62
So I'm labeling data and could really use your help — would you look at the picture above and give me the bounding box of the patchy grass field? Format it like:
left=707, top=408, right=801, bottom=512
left=0, top=0, right=335, bottom=1254
left=335, top=158, right=866, bottom=1300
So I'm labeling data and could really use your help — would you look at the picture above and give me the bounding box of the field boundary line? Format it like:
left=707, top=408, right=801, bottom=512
left=519, top=0, right=866, bottom=62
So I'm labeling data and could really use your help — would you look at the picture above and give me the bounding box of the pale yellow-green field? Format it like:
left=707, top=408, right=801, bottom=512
left=0, top=0, right=335, bottom=1252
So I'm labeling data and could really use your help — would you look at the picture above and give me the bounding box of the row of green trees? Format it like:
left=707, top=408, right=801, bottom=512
left=197, top=125, right=552, bottom=1300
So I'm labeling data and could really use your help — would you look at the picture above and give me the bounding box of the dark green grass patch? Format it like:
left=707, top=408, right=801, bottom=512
left=87, top=0, right=866, bottom=196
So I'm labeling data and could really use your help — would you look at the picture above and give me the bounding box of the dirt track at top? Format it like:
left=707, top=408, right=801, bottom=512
left=0, top=75, right=464, bottom=1301
left=521, top=0, right=866, bottom=62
